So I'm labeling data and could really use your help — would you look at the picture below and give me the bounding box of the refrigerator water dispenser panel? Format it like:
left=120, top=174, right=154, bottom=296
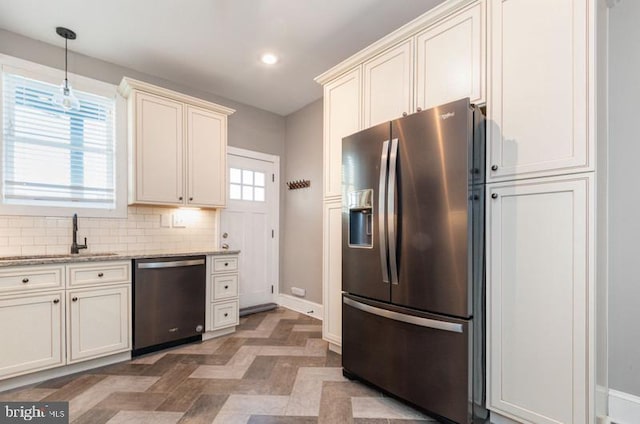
left=348, top=189, right=373, bottom=248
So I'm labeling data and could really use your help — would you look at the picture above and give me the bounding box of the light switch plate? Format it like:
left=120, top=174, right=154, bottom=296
left=160, top=213, right=171, bottom=228
left=172, top=213, right=186, bottom=228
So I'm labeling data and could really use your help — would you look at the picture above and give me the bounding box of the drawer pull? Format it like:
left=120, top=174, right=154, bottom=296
left=53, top=298, right=59, bottom=304
left=224, top=313, right=229, bottom=317
left=224, top=285, right=229, bottom=289
left=72, top=297, right=78, bottom=302
left=98, top=272, right=104, bottom=277
left=22, top=278, right=29, bottom=283
left=224, top=262, right=229, bottom=266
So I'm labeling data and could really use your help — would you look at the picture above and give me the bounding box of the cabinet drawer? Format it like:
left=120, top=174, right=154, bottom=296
left=212, top=257, right=238, bottom=273
left=68, top=261, right=131, bottom=287
left=211, top=300, right=239, bottom=329
left=212, top=274, right=238, bottom=301
left=0, top=265, right=64, bottom=294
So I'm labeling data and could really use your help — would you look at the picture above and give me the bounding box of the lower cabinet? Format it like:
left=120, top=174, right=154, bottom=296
left=0, top=292, right=65, bottom=379
left=322, top=200, right=343, bottom=348
left=206, top=254, right=240, bottom=332
left=0, top=260, right=132, bottom=382
left=67, top=285, right=130, bottom=364
left=487, top=174, right=593, bottom=424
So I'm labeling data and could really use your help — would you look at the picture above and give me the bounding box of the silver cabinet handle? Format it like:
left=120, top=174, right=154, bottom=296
left=378, top=140, right=390, bottom=284
left=138, top=259, right=205, bottom=269
left=344, top=297, right=463, bottom=333
left=222, top=243, right=229, bottom=250
left=387, top=138, right=399, bottom=285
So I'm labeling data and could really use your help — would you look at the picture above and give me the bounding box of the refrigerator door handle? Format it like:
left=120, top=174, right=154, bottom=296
left=379, top=140, right=390, bottom=283
left=387, top=138, right=399, bottom=285
left=343, top=296, right=463, bottom=333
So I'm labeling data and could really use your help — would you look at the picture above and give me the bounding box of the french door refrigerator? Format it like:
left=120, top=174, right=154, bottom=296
left=341, top=98, right=487, bottom=424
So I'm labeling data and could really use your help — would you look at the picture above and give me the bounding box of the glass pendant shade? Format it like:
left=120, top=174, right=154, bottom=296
left=53, top=80, right=80, bottom=111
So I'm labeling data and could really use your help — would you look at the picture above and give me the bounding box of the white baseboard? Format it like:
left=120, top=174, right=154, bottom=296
left=277, top=294, right=323, bottom=321
left=609, top=389, right=640, bottom=424
left=0, top=351, right=131, bottom=392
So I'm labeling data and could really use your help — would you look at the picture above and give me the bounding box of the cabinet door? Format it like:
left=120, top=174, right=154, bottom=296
left=487, top=0, right=591, bottom=181
left=322, top=200, right=343, bottom=347
left=134, top=91, right=184, bottom=204
left=0, top=292, right=64, bottom=379
left=415, top=1, right=484, bottom=111
left=187, top=105, right=226, bottom=207
left=324, top=68, right=361, bottom=199
left=487, top=175, right=592, bottom=424
left=363, top=40, right=414, bottom=127
left=67, top=285, right=130, bottom=363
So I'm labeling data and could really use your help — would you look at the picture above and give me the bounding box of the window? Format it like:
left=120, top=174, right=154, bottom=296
left=229, top=167, right=265, bottom=201
left=2, top=72, right=116, bottom=210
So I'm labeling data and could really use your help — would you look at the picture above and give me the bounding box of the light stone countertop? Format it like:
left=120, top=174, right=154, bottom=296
left=0, top=249, right=240, bottom=267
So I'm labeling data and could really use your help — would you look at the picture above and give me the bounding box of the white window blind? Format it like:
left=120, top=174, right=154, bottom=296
left=2, top=72, right=116, bottom=209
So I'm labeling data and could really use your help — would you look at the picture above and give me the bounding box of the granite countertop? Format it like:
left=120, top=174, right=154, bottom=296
left=0, top=249, right=240, bottom=267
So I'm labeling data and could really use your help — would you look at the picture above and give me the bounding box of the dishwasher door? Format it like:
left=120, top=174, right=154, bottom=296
left=133, top=256, right=206, bottom=353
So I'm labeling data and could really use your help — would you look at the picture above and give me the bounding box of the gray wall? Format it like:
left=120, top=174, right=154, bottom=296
left=282, top=99, right=323, bottom=303
left=0, top=29, right=326, bottom=307
left=608, top=0, right=640, bottom=397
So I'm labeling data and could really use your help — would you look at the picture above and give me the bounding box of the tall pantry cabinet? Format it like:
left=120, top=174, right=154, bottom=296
left=316, top=0, right=599, bottom=423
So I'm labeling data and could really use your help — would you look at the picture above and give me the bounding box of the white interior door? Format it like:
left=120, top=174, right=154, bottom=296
left=220, top=148, right=279, bottom=309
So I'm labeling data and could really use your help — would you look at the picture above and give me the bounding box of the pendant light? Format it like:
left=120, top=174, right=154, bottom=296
left=52, top=26, right=79, bottom=111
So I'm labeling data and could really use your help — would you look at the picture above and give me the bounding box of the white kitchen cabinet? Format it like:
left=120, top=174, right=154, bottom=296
left=132, top=91, right=184, bottom=205
left=486, top=0, right=592, bottom=182
left=363, top=39, right=414, bottom=128
left=322, top=200, right=343, bottom=349
left=323, top=68, right=362, bottom=199
left=119, top=78, right=235, bottom=208
left=487, top=174, right=593, bottom=424
left=67, top=285, right=130, bottom=364
left=206, top=254, right=239, bottom=334
left=186, top=105, right=227, bottom=207
left=415, top=0, right=484, bottom=110
left=67, top=261, right=132, bottom=364
left=0, top=292, right=65, bottom=379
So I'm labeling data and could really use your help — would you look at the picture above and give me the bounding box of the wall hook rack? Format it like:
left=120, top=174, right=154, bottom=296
left=286, top=179, right=311, bottom=190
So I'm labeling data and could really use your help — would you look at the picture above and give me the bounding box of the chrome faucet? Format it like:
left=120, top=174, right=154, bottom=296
left=70, top=213, right=87, bottom=254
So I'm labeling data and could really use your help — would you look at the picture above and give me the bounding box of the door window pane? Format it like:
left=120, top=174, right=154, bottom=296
left=229, top=167, right=266, bottom=202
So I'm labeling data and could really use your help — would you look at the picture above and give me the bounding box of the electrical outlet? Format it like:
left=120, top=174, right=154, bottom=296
left=172, top=213, right=186, bottom=228
left=291, top=287, right=306, bottom=297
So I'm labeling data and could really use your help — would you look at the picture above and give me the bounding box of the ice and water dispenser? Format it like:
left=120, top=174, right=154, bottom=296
left=348, top=189, right=373, bottom=248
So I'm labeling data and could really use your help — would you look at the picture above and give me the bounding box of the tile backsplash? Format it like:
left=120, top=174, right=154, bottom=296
left=0, top=206, right=218, bottom=257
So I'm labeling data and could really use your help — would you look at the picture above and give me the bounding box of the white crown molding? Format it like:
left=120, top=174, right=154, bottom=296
left=118, top=77, right=236, bottom=116
left=314, top=0, right=478, bottom=85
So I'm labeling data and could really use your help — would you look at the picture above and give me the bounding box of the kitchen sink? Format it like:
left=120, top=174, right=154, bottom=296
left=0, top=253, right=119, bottom=260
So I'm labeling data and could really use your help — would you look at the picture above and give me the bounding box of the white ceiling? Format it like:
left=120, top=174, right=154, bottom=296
left=0, top=0, right=443, bottom=116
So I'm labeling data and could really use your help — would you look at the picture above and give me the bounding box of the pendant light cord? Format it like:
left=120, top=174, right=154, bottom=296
left=64, top=37, right=68, bottom=89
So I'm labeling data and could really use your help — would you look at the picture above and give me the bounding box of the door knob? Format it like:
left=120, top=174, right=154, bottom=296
left=222, top=243, right=229, bottom=250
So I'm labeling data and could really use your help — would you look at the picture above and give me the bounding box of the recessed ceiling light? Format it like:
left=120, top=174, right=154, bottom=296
left=261, top=53, right=278, bottom=65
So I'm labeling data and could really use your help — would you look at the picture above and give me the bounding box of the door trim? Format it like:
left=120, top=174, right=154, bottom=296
left=224, top=146, right=280, bottom=302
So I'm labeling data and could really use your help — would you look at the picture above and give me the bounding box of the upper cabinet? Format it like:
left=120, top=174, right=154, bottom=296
left=415, top=1, right=485, bottom=110
left=323, top=68, right=362, bottom=198
left=486, top=0, right=592, bottom=182
left=119, top=78, right=235, bottom=208
left=363, top=40, right=414, bottom=128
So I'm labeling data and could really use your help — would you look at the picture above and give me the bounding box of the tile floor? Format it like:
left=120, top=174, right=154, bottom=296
left=0, top=307, right=436, bottom=423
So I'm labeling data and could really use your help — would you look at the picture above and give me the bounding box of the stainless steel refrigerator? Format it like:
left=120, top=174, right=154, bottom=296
left=341, top=98, right=487, bottom=424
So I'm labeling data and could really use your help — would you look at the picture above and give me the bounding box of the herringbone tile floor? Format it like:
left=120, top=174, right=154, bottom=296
left=0, top=307, right=435, bottom=423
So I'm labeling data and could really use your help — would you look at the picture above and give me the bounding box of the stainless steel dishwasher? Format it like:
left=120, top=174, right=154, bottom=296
left=133, top=256, right=206, bottom=356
